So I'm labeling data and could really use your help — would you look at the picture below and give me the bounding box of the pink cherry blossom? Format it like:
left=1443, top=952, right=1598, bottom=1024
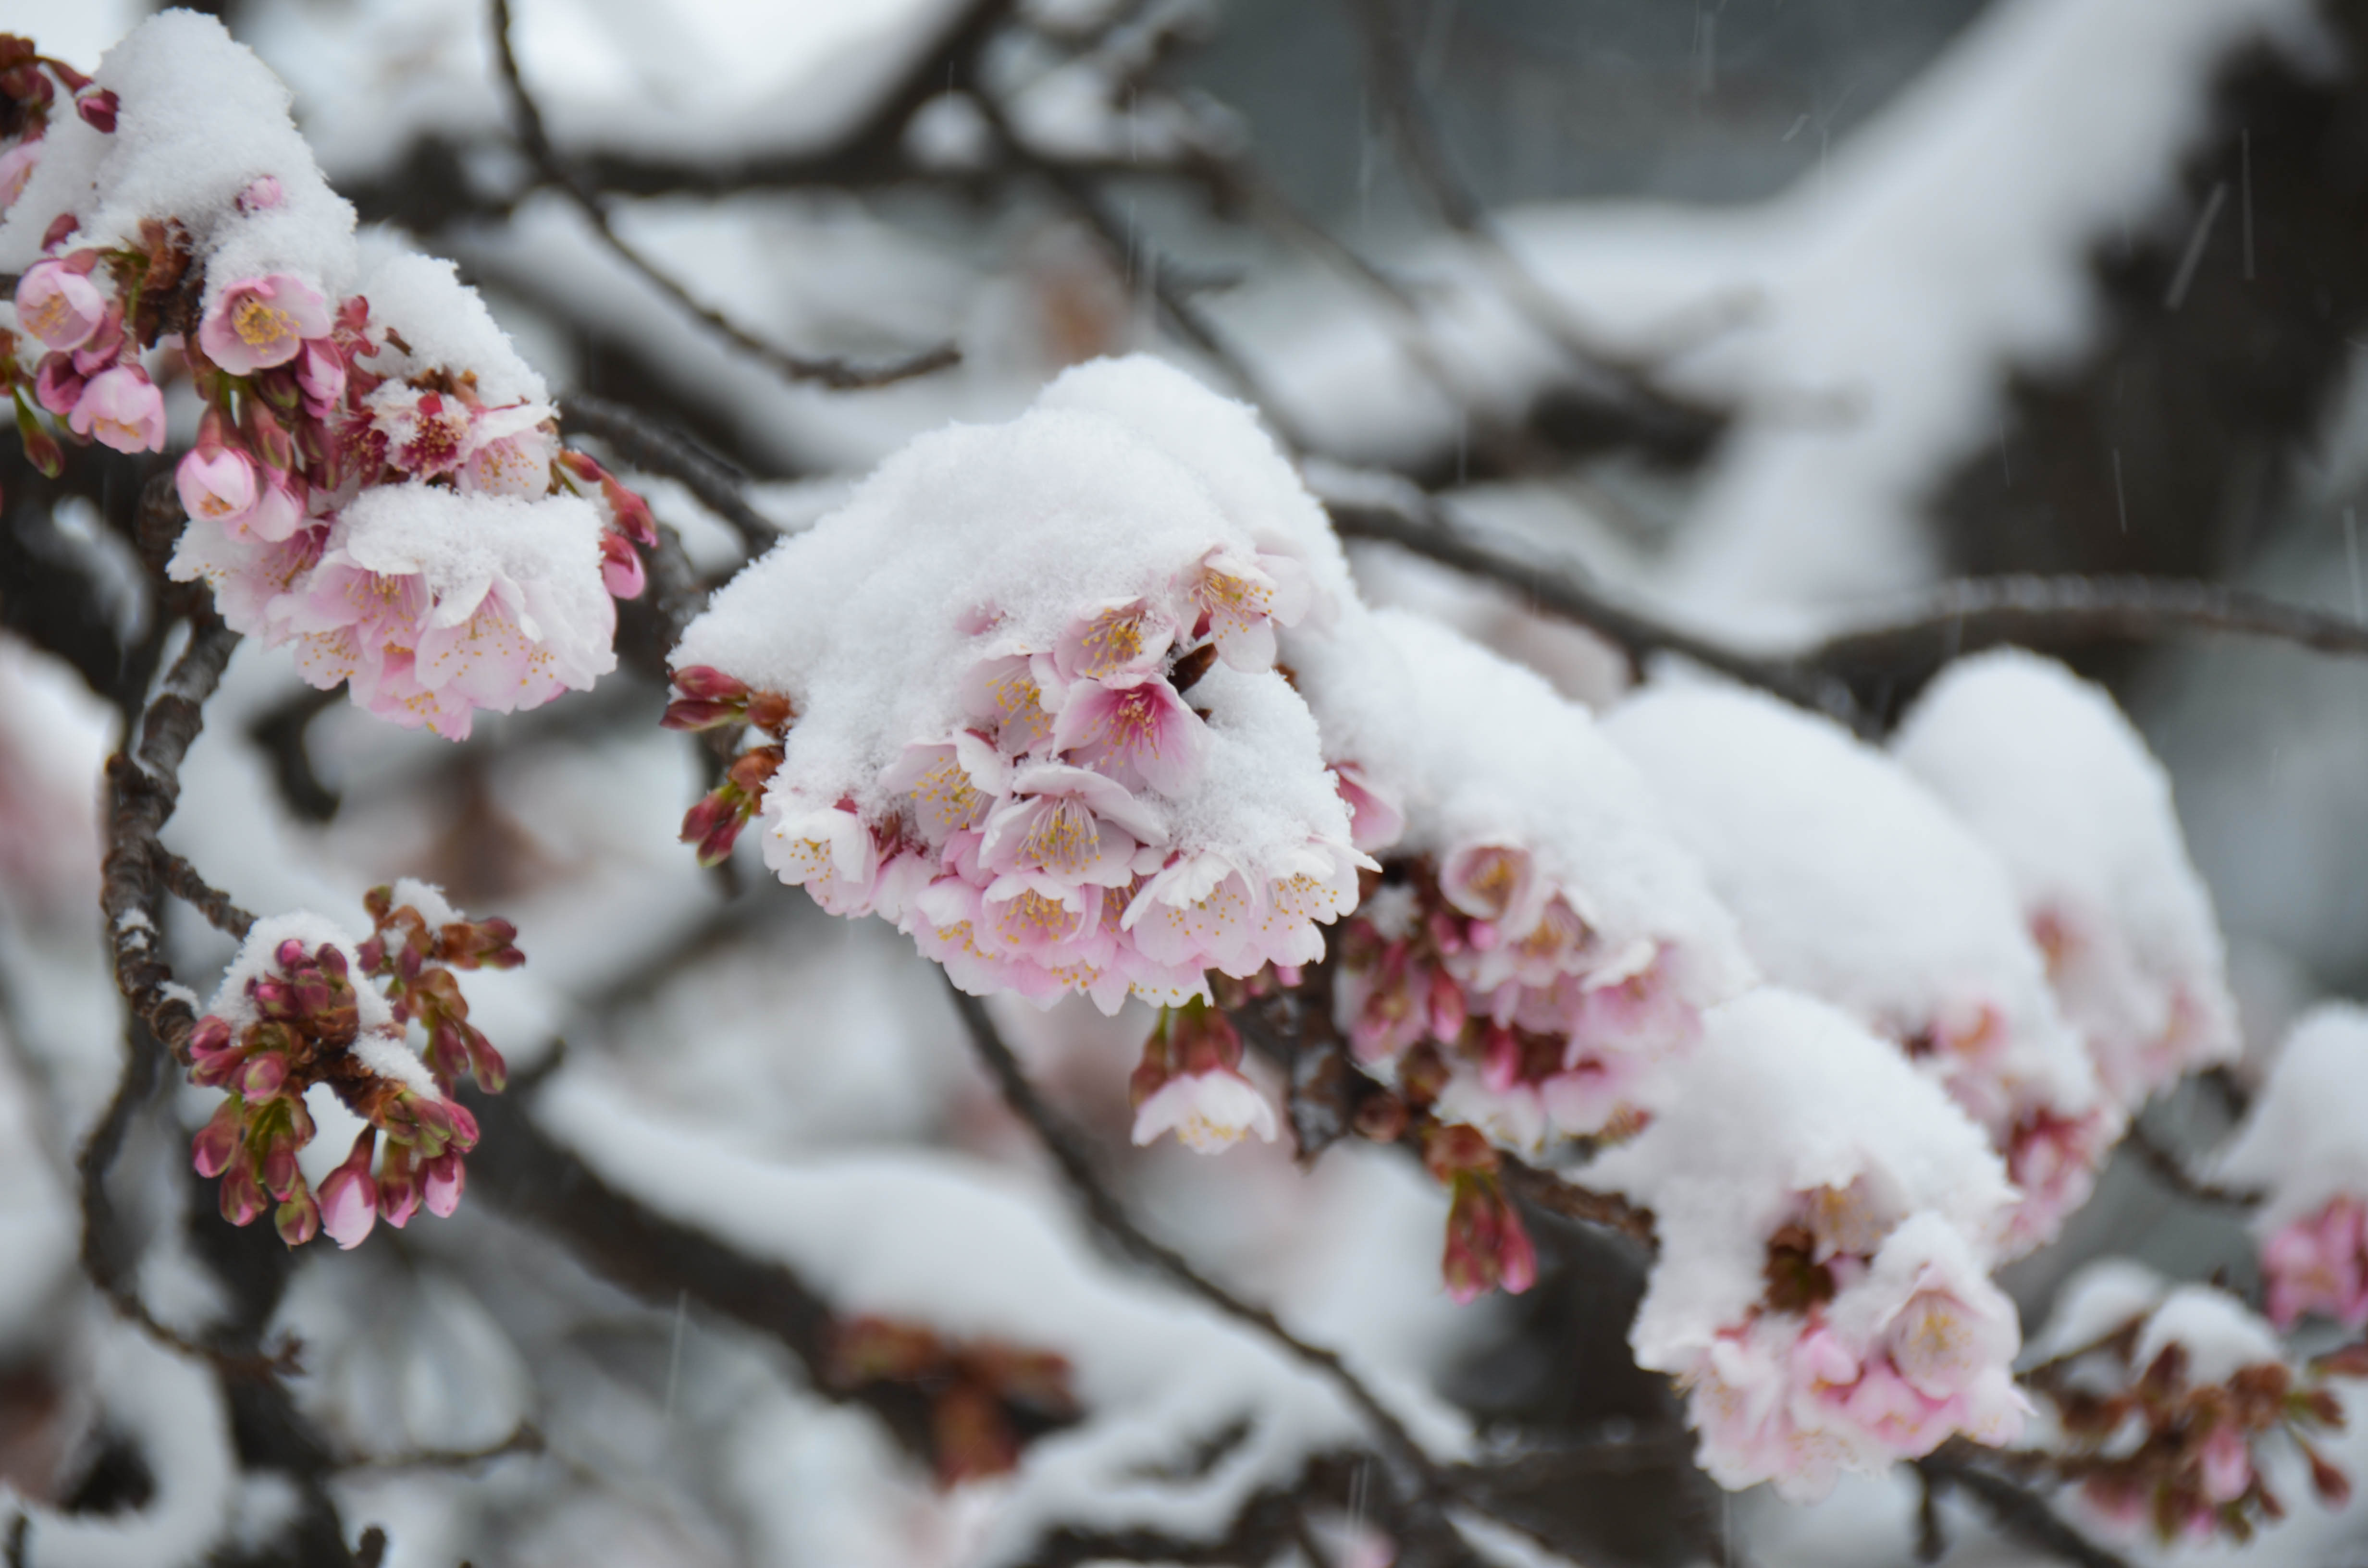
left=2262, top=1195, right=2368, bottom=1329
left=456, top=406, right=558, bottom=498
left=1438, top=843, right=1543, bottom=931
left=1183, top=545, right=1314, bottom=670
left=1053, top=676, right=1206, bottom=795
left=765, top=796, right=887, bottom=917
left=14, top=260, right=106, bottom=351
left=176, top=447, right=260, bottom=528
left=68, top=366, right=166, bottom=453
left=1332, top=761, right=1405, bottom=854
left=980, top=762, right=1166, bottom=892
left=884, top=735, right=1010, bottom=844
left=295, top=339, right=345, bottom=416
left=1054, top=598, right=1175, bottom=683
left=2200, top=1426, right=2252, bottom=1505
left=962, top=653, right=1057, bottom=755
left=200, top=273, right=333, bottom=375
left=1131, top=1068, right=1279, bottom=1153
left=33, top=353, right=82, bottom=416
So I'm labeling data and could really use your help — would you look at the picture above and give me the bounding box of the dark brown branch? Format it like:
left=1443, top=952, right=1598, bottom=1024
left=558, top=393, right=781, bottom=553
left=456, top=1081, right=949, bottom=1468
left=1325, top=490, right=1866, bottom=725
left=2121, top=1120, right=2261, bottom=1209
left=1497, top=1157, right=1656, bottom=1249
left=156, top=847, right=255, bottom=939
left=1916, top=1448, right=2135, bottom=1568
left=486, top=0, right=959, bottom=392
left=940, top=982, right=1462, bottom=1526
left=1810, top=575, right=2368, bottom=677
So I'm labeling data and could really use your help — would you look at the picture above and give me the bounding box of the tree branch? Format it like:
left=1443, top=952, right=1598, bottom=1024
left=1916, top=1447, right=2135, bottom=1568
left=558, top=392, right=781, bottom=553
left=486, top=0, right=960, bottom=392
left=940, top=981, right=1466, bottom=1536
left=2121, top=1119, right=2261, bottom=1209
left=156, top=847, right=256, bottom=939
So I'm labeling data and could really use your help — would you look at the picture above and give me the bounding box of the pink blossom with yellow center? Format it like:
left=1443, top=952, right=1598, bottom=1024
left=14, top=260, right=105, bottom=351
left=199, top=272, right=332, bottom=375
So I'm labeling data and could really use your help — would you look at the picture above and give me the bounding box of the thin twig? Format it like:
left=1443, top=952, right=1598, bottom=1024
left=341, top=1422, right=544, bottom=1473
left=487, top=0, right=959, bottom=392
left=559, top=392, right=782, bottom=553
left=941, top=981, right=1455, bottom=1511
left=1916, top=1448, right=2134, bottom=1568
left=1496, top=1157, right=1656, bottom=1248
left=1810, top=575, right=2368, bottom=673
left=2121, top=1120, right=2261, bottom=1209
left=1324, top=488, right=1865, bottom=724
left=156, top=847, right=256, bottom=938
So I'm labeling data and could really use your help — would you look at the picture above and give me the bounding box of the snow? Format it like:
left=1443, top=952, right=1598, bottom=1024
left=536, top=1067, right=1468, bottom=1561
left=354, top=251, right=550, bottom=408
left=1601, top=677, right=2112, bottom=1207
left=1295, top=606, right=1753, bottom=1006
left=1584, top=987, right=2014, bottom=1360
left=2023, top=1258, right=2169, bottom=1364
left=1248, top=0, right=2323, bottom=631
left=2134, top=1285, right=2284, bottom=1387
left=201, top=911, right=382, bottom=1034
left=0, top=12, right=361, bottom=312
left=16, top=1326, right=234, bottom=1568
left=2217, top=1004, right=2368, bottom=1230
left=1892, top=650, right=2239, bottom=1109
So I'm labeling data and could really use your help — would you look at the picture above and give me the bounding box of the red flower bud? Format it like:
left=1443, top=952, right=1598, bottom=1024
left=670, top=665, right=749, bottom=703
left=192, top=1098, right=242, bottom=1178
left=275, top=1186, right=321, bottom=1247
left=39, top=212, right=76, bottom=251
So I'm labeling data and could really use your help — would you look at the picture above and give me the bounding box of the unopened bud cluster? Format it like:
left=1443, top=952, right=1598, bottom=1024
left=182, top=885, right=518, bottom=1250
left=826, top=1314, right=1078, bottom=1486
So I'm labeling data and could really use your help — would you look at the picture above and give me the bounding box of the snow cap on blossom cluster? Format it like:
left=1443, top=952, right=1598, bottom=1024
left=2218, top=1005, right=2368, bottom=1329
left=1585, top=988, right=2025, bottom=1500
left=1284, top=605, right=1756, bottom=1147
left=1603, top=679, right=2118, bottom=1255
left=1892, top=649, right=2239, bottom=1110
left=672, top=355, right=1365, bottom=1012
left=0, top=13, right=641, bottom=741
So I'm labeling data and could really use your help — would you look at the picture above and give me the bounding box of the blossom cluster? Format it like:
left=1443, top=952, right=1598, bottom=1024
left=1892, top=650, right=2240, bottom=1112
left=157, top=257, right=652, bottom=739
left=183, top=884, right=518, bottom=1250
left=1603, top=681, right=2122, bottom=1254
left=2219, top=1004, right=2368, bottom=1331
left=673, top=539, right=1365, bottom=1014
left=1285, top=608, right=1752, bottom=1192
left=1587, top=989, right=2029, bottom=1498
left=0, top=14, right=647, bottom=740
left=1128, top=1000, right=1279, bottom=1153
left=671, top=371, right=1373, bottom=1023
left=2030, top=1270, right=2356, bottom=1545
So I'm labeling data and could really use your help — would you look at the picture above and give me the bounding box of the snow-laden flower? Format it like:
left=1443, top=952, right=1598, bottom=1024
left=1054, top=597, right=1176, bottom=683
left=1332, top=761, right=1405, bottom=854
left=200, top=272, right=332, bottom=375
left=1052, top=675, right=1206, bottom=795
left=295, top=339, right=345, bottom=417
left=0, top=140, right=39, bottom=211
left=236, top=174, right=284, bottom=214
left=14, top=260, right=105, bottom=351
left=1184, top=545, right=1315, bottom=671
left=962, top=653, right=1058, bottom=755
left=2262, top=1197, right=2368, bottom=1330
left=765, top=795, right=887, bottom=918
left=456, top=405, right=559, bottom=498
left=68, top=366, right=166, bottom=453
left=1439, top=843, right=1541, bottom=931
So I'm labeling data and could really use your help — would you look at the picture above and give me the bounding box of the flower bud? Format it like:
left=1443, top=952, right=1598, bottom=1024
left=422, top=1150, right=466, bottom=1218
left=239, top=1051, right=289, bottom=1101
left=276, top=1185, right=321, bottom=1247
left=192, top=1098, right=242, bottom=1178
left=74, top=88, right=117, bottom=133
left=219, top=1156, right=267, bottom=1227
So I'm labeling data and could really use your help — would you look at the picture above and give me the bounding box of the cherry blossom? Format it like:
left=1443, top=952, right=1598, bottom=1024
left=13, top=258, right=103, bottom=350
left=198, top=271, right=331, bottom=375
left=65, top=363, right=163, bottom=452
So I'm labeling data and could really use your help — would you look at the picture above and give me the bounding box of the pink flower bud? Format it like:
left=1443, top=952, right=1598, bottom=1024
left=198, top=273, right=332, bottom=376
left=671, top=666, right=750, bottom=703
left=422, top=1150, right=466, bottom=1218
left=32, top=353, right=82, bottom=417
left=192, top=1098, right=242, bottom=1178
left=274, top=937, right=308, bottom=969
left=74, top=90, right=117, bottom=134
left=219, top=1157, right=267, bottom=1227
left=239, top=1052, right=288, bottom=1100
left=66, top=365, right=165, bottom=454
left=235, top=175, right=283, bottom=214
left=377, top=1142, right=421, bottom=1229
left=600, top=530, right=646, bottom=599
left=14, top=260, right=104, bottom=351
left=275, top=1186, right=320, bottom=1247
left=39, top=212, right=76, bottom=251
left=318, top=1130, right=378, bottom=1250
left=295, top=338, right=345, bottom=414
left=176, top=447, right=259, bottom=527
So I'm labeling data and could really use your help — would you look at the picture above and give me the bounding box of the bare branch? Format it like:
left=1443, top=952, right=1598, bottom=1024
left=1916, top=1447, right=2135, bottom=1568
left=1497, top=1157, right=1656, bottom=1249
left=486, top=0, right=960, bottom=392
left=2121, top=1120, right=2261, bottom=1209
left=341, top=1422, right=544, bottom=1474
left=559, top=392, right=781, bottom=554
left=156, top=847, right=255, bottom=939
left=939, top=981, right=1465, bottom=1527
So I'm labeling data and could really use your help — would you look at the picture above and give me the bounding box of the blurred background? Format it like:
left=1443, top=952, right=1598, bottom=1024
left=4, top=0, right=2368, bottom=1564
